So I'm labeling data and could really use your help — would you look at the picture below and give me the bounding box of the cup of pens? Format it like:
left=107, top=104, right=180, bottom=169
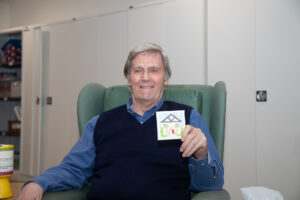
left=0, top=144, right=14, bottom=199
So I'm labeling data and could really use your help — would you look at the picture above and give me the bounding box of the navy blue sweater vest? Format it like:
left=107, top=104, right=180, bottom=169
left=87, top=101, right=193, bottom=200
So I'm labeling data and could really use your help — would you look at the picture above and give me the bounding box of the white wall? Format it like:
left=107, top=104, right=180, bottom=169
left=1, top=0, right=155, bottom=27
left=0, top=2, right=10, bottom=29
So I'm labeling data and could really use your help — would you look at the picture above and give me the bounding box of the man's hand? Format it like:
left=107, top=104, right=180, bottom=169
left=180, top=125, right=208, bottom=160
left=16, top=182, right=43, bottom=200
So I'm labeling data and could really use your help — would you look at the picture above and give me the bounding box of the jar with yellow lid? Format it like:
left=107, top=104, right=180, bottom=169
left=0, top=144, right=14, bottom=199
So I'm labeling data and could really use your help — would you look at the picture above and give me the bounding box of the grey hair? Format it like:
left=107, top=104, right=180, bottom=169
left=123, top=43, right=171, bottom=81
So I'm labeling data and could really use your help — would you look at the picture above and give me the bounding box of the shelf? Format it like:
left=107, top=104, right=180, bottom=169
left=0, top=79, right=20, bottom=82
left=0, top=31, right=21, bottom=37
left=0, top=130, right=20, bottom=136
left=0, top=97, right=21, bottom=101
left=0, top=30, right=22, bottom=173
left=0, top=64, right=21, bottom=69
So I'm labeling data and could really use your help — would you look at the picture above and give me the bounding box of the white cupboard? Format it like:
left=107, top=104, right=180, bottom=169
left=128, top=0, right=206, bottom=84
left=208, top=0, right=300, bottom=199
left=20, top=28, right=40, bottom=177
left=23, top=0, right=206, bottom=173
left=39, top=13, right=128, bottom=172
left=255, top=0, right=300, bottom=199
left=207, top=1, right=257, bottom=198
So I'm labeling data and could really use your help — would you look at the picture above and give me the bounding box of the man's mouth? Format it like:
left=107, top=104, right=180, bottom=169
left=140, top=86, right=154, bottom=89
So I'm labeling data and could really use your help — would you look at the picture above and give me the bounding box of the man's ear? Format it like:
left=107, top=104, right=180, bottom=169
left=164, top=80, right=168, bottom=86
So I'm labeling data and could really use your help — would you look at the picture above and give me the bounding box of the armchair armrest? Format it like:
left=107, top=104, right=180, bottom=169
left=43, top=184, right=90, bottom=200
left=43, top=185, right=230, bottom=200
left=192, top=189, right=230, bottom=200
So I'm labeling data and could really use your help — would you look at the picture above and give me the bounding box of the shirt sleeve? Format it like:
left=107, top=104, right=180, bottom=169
left=188, top=109, right=224, bottom=191
left=31, top=115, right=99, bottom=192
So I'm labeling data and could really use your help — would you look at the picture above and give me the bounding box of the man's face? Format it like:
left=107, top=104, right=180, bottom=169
left=129, top=51, right=168, bottom=108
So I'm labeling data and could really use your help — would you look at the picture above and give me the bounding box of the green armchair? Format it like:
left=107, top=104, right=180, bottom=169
left=43, top=82, right=230, bottom=200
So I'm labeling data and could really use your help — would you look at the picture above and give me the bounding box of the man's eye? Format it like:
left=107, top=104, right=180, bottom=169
left=134, top=69, right=142, bottom=73
left=150, top=69, right=159, bottom=73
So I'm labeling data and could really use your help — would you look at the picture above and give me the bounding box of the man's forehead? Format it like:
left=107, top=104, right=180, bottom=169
left=131, top=51, right=164, bottom=68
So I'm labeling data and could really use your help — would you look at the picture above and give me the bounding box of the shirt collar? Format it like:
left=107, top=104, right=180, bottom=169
left=126, top=98, right=164, bottom=118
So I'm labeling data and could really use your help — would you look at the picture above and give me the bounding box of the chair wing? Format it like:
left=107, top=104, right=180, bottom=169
left=77, top=83, right=106, bottom=135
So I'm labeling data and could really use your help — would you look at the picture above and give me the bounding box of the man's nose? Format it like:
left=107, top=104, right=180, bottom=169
left=142, top=71, right=149, bottom=80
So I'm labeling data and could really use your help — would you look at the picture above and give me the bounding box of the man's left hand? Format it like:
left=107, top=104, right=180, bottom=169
left=180, top=125, right=208, bottom=160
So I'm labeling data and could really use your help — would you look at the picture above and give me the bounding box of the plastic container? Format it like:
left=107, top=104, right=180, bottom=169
left=0, top=144, right=14, bottom=199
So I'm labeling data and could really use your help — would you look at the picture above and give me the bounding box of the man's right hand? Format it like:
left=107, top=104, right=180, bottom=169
left=16, top=182, right=43, bottom=200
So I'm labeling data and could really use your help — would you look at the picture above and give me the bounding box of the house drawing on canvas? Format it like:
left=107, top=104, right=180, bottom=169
left=160, top=114, right=184, bottom=137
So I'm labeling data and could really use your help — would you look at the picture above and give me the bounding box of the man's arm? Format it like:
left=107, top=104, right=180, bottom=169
left=17, top=116, right=99, bottom=200
left=182, top=109, right=224, bottom=191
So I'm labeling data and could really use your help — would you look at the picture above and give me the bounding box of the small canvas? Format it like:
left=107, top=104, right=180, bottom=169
left=156, top=110, right=185, bottom=140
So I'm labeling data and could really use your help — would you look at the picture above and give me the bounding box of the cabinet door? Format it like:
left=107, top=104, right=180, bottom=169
left=96, top=11, right=128, bottom=86
left=21, top=28, right=43, bottom=177
left=207, top=1, right=256, bottom=199
left=41, top=22, right=74, bottom=172
left=40, top=20, right=99, bottom=172
left=39, top=13, right=128, bottom=172
left=255, top=0, right=300, bottom=199
left=128, top=0, right=206, bottom=84
left=208, top=0, right=300, bottom=199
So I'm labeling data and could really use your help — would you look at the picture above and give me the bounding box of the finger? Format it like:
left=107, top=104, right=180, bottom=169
left=180, top=130, right=197, bottom=152
left=183, top=135, right=205, bottom=157
left=181, top=125, right=192, bottom=142
left=182, top=133, right=203, bottom=157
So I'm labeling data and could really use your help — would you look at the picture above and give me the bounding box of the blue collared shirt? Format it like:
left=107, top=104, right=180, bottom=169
left=33, top=98, right=224, bottom=192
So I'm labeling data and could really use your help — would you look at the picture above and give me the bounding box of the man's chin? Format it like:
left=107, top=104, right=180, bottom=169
left=137, top=96, right=158, bottom=104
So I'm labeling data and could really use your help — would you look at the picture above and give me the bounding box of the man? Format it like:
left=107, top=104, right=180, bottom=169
left=18, top=43, right=224, bottom=200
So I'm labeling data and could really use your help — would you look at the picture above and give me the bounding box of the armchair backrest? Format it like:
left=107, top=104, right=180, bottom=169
left=77, top=82, right=226, bottom=161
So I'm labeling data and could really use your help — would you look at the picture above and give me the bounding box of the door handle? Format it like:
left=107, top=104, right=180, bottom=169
left=46, top=97, right=52, bottom=105
left=256, top=90, right=267, bottom=102
left=36, top=97, right=40, bottom=105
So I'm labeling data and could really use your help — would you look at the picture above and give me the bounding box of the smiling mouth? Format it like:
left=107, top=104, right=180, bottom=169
left=140, top=86, right=154, bottom=89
